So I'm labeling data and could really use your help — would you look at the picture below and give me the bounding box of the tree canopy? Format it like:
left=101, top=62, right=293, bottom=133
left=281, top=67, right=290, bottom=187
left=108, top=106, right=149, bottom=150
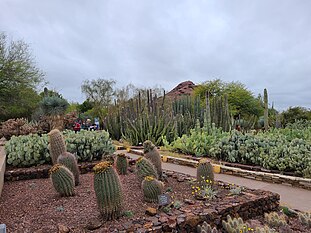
left=0, top=32, right=45, bottom=120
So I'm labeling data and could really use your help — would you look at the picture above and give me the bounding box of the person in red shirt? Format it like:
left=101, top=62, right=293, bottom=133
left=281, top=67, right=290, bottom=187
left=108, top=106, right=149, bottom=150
left=73, top=121, right=81, bottom=133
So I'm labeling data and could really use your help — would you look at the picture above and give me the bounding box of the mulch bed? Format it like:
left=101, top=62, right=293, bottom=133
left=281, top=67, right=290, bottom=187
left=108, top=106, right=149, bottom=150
left=0, top=164, right=307, bottom=233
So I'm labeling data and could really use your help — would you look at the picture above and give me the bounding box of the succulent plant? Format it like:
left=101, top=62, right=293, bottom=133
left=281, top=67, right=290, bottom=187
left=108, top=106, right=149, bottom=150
left=116, top=153, right=128, bottom=175
left=255, top=226, right=277, bottom=233
left=197, top=159, right=214, bottom=187
left=264, top=212, right=287, bottom=228
left=49, top=164, right=75, bottom=197
left=222, top=215, right=249, bottom=233
left=298, top=212, right=311, bottom=228
left=57, top=152, right=80, bottom=186
left=93, top=161, right=123, bottom=221
left=141, top=176, right=164, bottom=203
left=197, top=221, right=219, bottom=233
left=143, top=140, right=162, bottom=178
left=136, top=157, right=158, bottom=181
left=48, top=129, right=67, bottom=164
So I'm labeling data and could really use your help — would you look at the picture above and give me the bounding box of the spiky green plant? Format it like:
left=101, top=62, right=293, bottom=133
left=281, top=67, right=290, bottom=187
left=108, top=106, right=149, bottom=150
left=264, top=212, right=287, bottom=228
left=136, top=157, right=158, bottom=181
left=264, top=88, right=269, bottom=131
left=49, top=164, right=75, bottom=197
left=298, top=212, right=311, bottom=228
left=197, top=159, right=214, bottom=186
left=93, top=161, right=123, bottom=221
left=197, top=221, right=219, bottom=233
left=48, top=129, right=67, bottom=164
left=57, top=152, right=80, bottom=186
left=143, top=140, right=162, bottom=178
left=141, top=176, right=164, bottom=203
left=222, top=215, right=249, bottom=233
left=116, top=153, right=128, bottom=175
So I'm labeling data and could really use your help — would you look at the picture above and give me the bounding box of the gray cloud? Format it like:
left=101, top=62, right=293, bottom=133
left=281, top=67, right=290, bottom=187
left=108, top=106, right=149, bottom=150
left=1, top=0, right=311, bottom=110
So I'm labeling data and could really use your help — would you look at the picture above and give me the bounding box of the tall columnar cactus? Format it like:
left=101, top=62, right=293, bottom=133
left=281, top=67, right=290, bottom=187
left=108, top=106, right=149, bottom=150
left=264, top=88, right=269, bottom=131
left=93, top=161, right=123, bottom=221
left=49, top=164, right=75, bottom=197
left=141, top=176, right=164, bottom=203
left=197, top=159, right=214, bottom=186
left=136, top=157, right=158, bottom=181
left=57, top=152, right=80, bottom=186
left=116, top=153, right=128, bottom=175
left=48, top=129, right=67, bottom=164
left=143, top=140, right=162, bottom=178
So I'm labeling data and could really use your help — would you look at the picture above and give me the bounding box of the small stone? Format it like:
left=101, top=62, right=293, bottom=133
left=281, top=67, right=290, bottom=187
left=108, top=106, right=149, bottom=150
left=184, top=199, right=195, bottom=205
left=145, top=207, right=157, bottom=216
left=159, top=216, right=168, bottom=223
left=168, top=217, right=177, bottom=228
left=165, top=171, right=174, bottom=177
left=85, top=218, right=102, bottom=230
left=177, top=217, right=185, bottom=225
left=184, top=215, right=201, bottom=228
left=177, top=176, right=185, bottom=182
left=58, top=224, right=70, bottom=233
left=143, top=222, right=153, bottom=229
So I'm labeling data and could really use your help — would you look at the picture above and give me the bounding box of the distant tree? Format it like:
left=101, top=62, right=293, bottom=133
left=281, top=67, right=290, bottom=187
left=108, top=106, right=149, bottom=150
left=0, top=32, right=45, bottom=120
left=194, top=79, right=263, bottom=118
left=81, top=78, right=116, bottom=121
left=281, top=106, right=311, bottom=126
left=77, top=99, right=95, bottom=113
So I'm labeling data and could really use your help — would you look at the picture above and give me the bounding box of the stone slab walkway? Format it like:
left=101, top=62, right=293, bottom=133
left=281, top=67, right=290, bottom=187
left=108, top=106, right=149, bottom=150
left=121, top=150, right=311, bottom=212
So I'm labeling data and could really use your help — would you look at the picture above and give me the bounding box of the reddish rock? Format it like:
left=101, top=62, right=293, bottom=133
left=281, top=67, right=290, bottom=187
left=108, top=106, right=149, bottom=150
left=145, top=207, right=157, bottom=216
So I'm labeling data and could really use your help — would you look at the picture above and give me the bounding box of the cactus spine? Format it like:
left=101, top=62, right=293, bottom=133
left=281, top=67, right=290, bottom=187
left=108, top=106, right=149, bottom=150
left=116, top=153, right=128, bottom=175
left=197, top=221, right=218, bottom=233
left=48, top=129, right=67, bottom=164
left=136, top=157, right=158, bottom=181
left=143, top=140, right=162, bottom=178
left=142, top=176, right=164, bottom=203
left=264, top=88, right=269, bottom=131
left=93, top=161, right=123, bottom=221
left=264, top=212, right=287, bottom=228
left=57, top=152, right=80, bottom=186
left=49, top=164, right=75, bottom=197
left=197, top=159, right=214, bottom=186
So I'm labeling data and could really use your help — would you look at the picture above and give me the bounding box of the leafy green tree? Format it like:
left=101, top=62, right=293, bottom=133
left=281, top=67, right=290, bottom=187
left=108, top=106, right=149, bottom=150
left=194, top=79, right=263, bottom=118
left=0, top=32, right=45, bottom=120
left=77, top=99, right=95, bottom=113
left=81, top=78, right=116, bottom=121
left=281, top=107, right=311, bottom=126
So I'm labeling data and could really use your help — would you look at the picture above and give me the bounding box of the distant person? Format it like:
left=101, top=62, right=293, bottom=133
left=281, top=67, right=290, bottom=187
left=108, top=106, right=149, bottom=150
left=73, top=122, right=81, bottom=133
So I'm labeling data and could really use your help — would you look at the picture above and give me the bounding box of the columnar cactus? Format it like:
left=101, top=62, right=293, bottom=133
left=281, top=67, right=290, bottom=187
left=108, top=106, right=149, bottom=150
left=57, top=152, right=80, bottom=186
left=141, top=176, right=164, bottom=203
left=136, top=157, right=158, bottom=181
left=197, top=159, right=214, bottom=186
left=93, top=161, right=123, bottom=221
left=49, top=164, right=75, bottom=197
left=48, top=129, right=67, bottom=164
left=143, top=140, right=162, bottom=178
left=116, top=153, right=128, bottom=175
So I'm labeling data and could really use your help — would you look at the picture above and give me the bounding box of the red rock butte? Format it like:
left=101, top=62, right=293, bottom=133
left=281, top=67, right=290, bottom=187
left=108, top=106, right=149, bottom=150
left=166, top=81, right=196, bottom=99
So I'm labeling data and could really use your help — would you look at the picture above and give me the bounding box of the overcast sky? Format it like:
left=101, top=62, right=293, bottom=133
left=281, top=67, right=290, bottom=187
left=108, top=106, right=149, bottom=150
left=1, top=0, right=311, bottom=110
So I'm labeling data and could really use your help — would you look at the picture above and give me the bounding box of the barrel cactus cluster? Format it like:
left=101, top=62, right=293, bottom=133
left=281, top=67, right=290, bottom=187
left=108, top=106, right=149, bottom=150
left=93, top=161, right=123, bottom=221
left=57, top=152, right=80, bottom=186
left=49, top=164, right=75, bottom=197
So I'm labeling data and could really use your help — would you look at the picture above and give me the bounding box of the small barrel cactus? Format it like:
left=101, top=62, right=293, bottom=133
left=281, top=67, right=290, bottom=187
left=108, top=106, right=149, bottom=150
left=197, top=159, right=214, bottom=187
left=49, top=164, right=75, bottom=197
left=136, top=157, right=158, bottom=181
left=142, top=176, right=164, bottom=203
left=93, top=161, right=123, bottom=221
left=48, top=129, right=67, bottom=164
left=143, top=140, right=162, bottom=178
left=116, top=153, right=128, bottom=175
left=57, top=152, right=80, bottom=186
